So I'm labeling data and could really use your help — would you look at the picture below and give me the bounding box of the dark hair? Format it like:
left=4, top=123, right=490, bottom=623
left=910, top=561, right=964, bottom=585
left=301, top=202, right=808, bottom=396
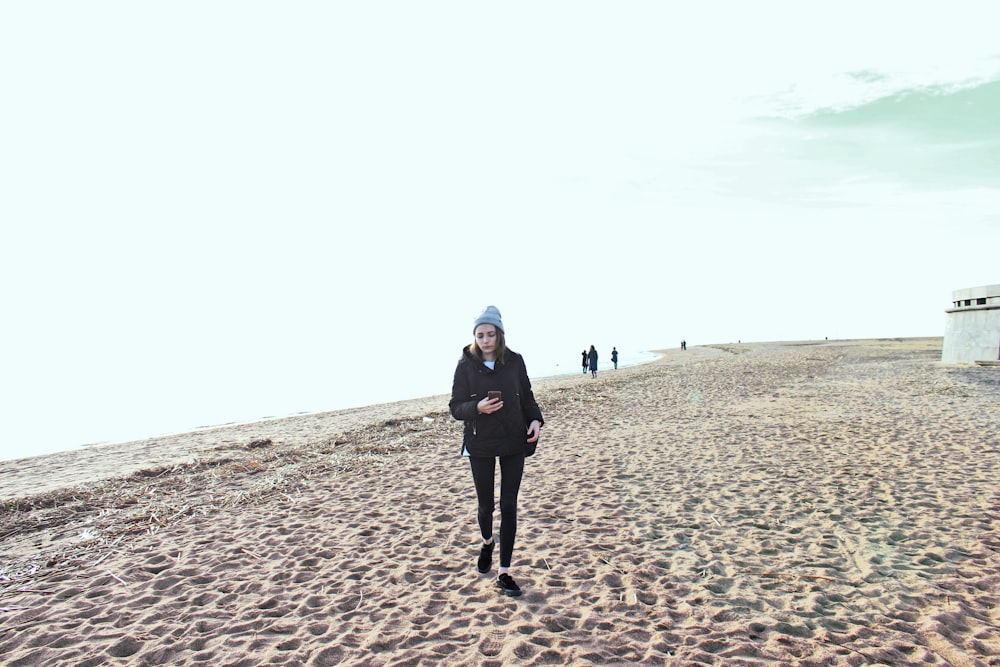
left=468, top=327, right=507, bottom=363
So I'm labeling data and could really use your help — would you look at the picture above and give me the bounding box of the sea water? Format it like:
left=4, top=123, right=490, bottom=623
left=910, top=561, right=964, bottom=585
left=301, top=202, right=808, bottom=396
left=0, top=344, right=661, bottom=464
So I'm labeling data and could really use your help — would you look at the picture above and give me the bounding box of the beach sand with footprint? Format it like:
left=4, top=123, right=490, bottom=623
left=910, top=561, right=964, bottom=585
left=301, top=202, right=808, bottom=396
left=2, top=337, right=998, bottom=665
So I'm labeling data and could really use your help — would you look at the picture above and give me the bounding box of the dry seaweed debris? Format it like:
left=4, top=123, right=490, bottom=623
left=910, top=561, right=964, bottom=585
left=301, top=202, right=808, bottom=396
left=0, top=369, right=633, bottom=579
left=0, top=411, right=455, bottom=579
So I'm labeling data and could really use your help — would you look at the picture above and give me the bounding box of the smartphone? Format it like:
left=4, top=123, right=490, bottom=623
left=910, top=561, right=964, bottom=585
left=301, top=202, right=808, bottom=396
left=488, top=391, right=502, bottom=401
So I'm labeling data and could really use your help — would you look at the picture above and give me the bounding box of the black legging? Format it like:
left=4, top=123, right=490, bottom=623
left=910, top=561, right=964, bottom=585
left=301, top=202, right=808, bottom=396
left=469, top=454, right=525, bottom=568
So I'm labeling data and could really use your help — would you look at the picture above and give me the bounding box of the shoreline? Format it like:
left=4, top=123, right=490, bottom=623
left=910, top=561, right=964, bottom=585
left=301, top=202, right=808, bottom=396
left=0, top=348, right=664, bottom=470
left=0, top=345, right=686, bottom=497
left=0, top=337, right=941, bottom=500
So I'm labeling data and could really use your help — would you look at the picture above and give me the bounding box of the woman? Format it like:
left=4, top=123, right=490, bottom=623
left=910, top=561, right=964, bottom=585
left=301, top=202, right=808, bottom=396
left=588, top=345, right=598, bottom=378
left=450, top=306, right=543, bottom=597
left=582, top=349, right=588, bottom=374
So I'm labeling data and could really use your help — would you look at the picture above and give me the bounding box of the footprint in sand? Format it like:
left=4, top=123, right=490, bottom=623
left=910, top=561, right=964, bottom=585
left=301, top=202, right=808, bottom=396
left=479, top=629, right=506, bottom=657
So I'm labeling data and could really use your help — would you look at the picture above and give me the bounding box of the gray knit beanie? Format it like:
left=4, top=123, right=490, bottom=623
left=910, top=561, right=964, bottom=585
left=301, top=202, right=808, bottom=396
left=473, top=305, right=504, bottom=334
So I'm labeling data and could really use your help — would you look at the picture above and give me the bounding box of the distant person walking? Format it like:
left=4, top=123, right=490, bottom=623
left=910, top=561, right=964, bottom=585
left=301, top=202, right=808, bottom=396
left=611, top=347, right=618, bottom=369
left=581, top=349, right=589, bottom=374
left=450, top=306, right=543, bottom=597
left=681, top=340, right=687, bottom=351
left=588, top=345, right=598, bottom=378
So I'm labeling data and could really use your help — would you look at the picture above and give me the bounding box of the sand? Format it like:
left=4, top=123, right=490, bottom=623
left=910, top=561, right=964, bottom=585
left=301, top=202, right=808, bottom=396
left=1, top=338, right=998, bottom=666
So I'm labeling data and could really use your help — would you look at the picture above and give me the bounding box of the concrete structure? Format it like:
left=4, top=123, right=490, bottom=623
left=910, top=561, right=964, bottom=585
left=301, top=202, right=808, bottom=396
left=942, top=284, right=1000, bottom=364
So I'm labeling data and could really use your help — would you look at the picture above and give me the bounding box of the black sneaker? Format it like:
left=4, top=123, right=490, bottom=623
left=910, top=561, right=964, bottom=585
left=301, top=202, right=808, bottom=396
left=496, top=573, right=522, bottom=597
left=477, top=541, right=495, bottom=574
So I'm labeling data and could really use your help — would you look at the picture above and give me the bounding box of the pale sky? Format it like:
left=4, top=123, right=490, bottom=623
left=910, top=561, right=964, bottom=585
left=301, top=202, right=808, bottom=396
left=2, top=2, right=999, bottom=460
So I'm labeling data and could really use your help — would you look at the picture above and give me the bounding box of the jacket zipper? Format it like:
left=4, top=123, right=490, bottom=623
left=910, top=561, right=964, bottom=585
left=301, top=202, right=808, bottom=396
left=471, top=390, right=478, bottom=436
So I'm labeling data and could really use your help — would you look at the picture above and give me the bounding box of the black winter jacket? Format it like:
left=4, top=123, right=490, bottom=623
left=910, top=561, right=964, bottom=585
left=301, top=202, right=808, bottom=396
left=449, top=347, right=544, bottom=457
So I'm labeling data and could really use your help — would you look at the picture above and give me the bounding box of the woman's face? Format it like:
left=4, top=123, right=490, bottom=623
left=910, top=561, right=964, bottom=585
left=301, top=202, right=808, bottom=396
left=474, top=324, right=498, bottom=359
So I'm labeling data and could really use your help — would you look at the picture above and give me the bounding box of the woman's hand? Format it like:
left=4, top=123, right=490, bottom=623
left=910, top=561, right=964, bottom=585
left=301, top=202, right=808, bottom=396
left=477, top=396, right=503, bottom=414
left=526, top=420, right=541, bottom=443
